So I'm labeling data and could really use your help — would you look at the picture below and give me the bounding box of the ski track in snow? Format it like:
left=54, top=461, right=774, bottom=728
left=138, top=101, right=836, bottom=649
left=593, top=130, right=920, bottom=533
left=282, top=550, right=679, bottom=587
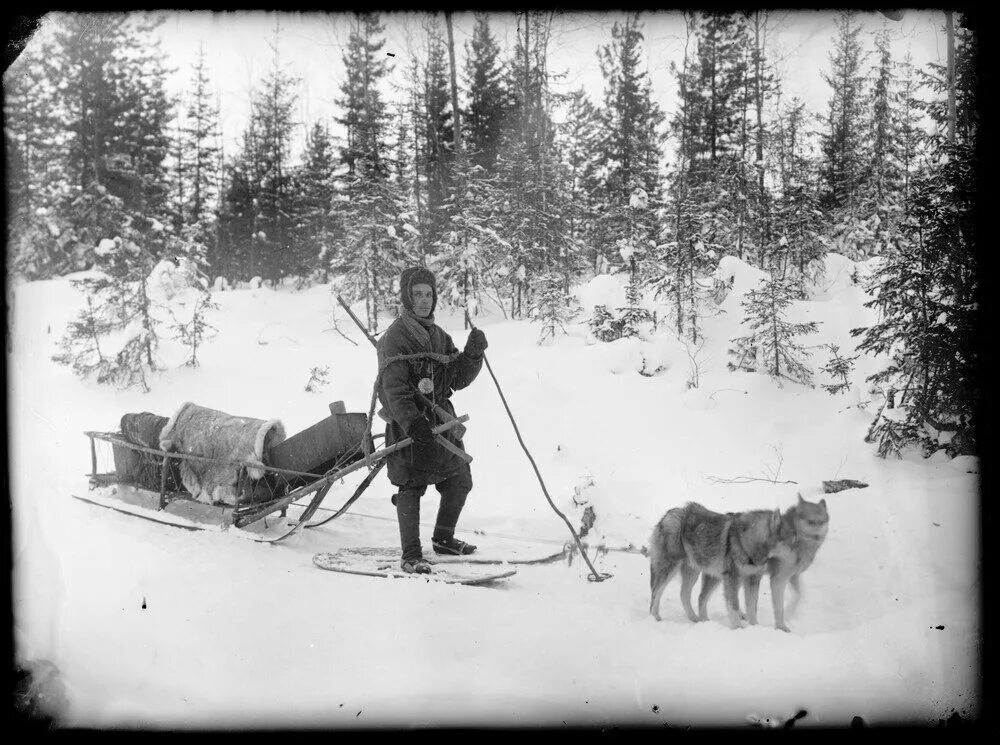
left=9, top=256, right=979, bottom=728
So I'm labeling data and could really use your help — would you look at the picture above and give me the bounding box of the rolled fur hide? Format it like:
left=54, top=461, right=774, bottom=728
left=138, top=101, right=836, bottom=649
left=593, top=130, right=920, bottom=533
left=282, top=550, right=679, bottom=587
left=159, top=402, right=286, bottom=504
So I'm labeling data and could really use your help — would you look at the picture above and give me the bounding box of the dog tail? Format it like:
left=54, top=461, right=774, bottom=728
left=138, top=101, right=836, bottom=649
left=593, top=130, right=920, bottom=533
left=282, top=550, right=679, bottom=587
left=649, top=504, right=687, bottom=564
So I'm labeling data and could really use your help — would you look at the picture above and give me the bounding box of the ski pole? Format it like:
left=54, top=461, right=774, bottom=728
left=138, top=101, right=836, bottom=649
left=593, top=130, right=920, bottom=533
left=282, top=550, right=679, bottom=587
left=464, top=309, right=611, bottom=582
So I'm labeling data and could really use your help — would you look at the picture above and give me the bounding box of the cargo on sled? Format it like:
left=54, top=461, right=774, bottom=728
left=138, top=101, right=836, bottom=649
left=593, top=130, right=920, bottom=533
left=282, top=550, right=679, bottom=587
left=81, top=399, right=469, bottom=542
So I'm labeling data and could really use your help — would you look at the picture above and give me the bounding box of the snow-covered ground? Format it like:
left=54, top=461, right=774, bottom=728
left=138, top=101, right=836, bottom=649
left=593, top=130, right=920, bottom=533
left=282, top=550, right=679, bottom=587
left=9, top=255, right=980, bottom=728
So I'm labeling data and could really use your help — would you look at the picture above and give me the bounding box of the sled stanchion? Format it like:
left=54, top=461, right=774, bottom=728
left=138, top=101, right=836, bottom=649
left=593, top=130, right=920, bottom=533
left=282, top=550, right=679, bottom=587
left=463, top=309, right=612, bottom=583
left=234, top=466, right=245, bottom=517
left=158, top=455, right=170, bottom=510
left=89, top=434, right=97, bottom=484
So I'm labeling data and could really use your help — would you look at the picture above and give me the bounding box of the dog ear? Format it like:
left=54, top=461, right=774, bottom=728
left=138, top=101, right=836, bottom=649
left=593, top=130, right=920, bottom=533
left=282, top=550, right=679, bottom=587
left=797, top=493, right=804, bottom=505
left=819, top=498, right=827, bottom=512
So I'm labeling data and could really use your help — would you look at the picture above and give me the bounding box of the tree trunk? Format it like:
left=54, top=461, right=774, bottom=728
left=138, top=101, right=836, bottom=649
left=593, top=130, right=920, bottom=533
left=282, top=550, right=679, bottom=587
left=946, top=11, right=956, bottom=144
left=445, top=12, right=462, bottom=154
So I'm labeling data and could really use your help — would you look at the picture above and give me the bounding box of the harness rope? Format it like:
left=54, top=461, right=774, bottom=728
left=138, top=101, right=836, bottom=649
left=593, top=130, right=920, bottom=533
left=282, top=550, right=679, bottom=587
left=462, top=309, right=611, bottom=583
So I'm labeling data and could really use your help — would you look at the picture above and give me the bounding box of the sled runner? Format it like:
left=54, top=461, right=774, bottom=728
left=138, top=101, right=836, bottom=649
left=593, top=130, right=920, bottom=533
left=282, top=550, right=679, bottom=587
left=313, top=548, right=518, bottom=585
left=83, top=400, right=469, bottom=542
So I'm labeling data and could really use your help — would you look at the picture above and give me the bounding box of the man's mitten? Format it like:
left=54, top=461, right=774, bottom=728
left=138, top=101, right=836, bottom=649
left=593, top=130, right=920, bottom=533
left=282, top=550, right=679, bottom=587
left=407, top=417, right=435, bottom=446
left=464, top=328, right=488, bottom=358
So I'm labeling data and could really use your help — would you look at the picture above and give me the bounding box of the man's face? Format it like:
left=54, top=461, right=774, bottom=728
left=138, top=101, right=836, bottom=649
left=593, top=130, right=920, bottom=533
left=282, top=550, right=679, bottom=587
left=411, top=283, right=433, bottom=318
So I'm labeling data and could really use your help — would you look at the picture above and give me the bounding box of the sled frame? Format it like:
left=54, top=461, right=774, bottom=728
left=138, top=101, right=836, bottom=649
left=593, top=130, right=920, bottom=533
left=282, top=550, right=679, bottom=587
left=83, top=413, right=469, bottom=529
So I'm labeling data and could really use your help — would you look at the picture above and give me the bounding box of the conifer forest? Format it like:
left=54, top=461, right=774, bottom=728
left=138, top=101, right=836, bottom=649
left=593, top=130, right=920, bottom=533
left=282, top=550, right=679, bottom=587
left=4, top=10, right=981, bottom=458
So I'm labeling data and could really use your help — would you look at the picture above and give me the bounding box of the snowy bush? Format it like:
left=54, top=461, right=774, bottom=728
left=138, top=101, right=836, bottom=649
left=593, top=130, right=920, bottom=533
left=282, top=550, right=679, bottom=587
left=52, top=235, right=162, bottom=392
left=305, top=365, right=331, bottom=393
left=531, top=272, right=580, bottom=345
left=588, top=305, right=624, bottom=343
left=729, top=276, right=819, bottom=384
left=820, top=344, right=859, bottom=395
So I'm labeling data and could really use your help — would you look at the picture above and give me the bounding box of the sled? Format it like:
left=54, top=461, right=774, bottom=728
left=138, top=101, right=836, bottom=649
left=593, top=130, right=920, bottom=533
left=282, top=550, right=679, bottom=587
left=313, top=548, right=518, bottom=585
left=83, top=400, right=470, bottom=543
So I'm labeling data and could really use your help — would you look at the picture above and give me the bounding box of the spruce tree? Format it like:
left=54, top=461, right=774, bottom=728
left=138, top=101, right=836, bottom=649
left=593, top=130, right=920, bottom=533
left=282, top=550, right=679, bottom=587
left=820, top=10, right=869, bottom=213
left=730, top=275, right=820, bottom=384
left=850, top=14, right=978, bottom=457
left=180, top=45, right=221, bottom=256
left=462, top=13, right=509, bottom=176
left=293, top=122, right=341, bottom=283
left=593, top=13, right=666, bottom=272
left=333, top=12, right=398, bottom=330
left=249, top=25, right=300, bottom=285
left=4, top=38, right=67, bottom=278
left=53, top=235, right=162, bottom=392
left=418, top=21, right=455, bottom=250
left=531, top=271, right=580, bottom=344
left=559, top=88, right=603, bottom=273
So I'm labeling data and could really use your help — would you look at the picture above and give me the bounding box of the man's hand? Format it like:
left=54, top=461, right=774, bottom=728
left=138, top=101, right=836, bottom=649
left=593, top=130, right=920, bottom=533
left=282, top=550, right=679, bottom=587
left=407, top=417, right=435, bottom=446
left=464, top=328, right=488, bottom=358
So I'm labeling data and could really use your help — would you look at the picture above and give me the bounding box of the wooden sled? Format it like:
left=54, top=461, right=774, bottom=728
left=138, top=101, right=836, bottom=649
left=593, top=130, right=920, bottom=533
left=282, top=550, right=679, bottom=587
left=83, top=401, right=469, bottom=543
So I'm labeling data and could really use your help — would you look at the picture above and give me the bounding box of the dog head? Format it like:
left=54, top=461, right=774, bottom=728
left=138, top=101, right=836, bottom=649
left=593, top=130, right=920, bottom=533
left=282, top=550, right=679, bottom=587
left=793, top=494, right=829, bottom=540
left=735, top=508, right=783, bottom=565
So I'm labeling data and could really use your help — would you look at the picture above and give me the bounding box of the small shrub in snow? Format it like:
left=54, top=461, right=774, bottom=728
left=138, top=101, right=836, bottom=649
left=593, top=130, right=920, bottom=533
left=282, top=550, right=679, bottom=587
left=588, top=305, right=624, bottom=342
left=305, top=365, right=330, bottom=393
left=53, top=235, right=161, bottom=392
left=729, top=276, right=820, bottom=384
left=616, top=279, right=652, bottom=338
left=820, top=344, right=859, bottom=395
left=171, top=292, right=219, bottom=368
left=531, top=272, right=580, bottom=345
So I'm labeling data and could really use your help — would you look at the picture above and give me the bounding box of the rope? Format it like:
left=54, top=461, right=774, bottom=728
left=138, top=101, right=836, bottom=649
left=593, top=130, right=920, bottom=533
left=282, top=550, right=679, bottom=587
left=463, top=309, right=612, bottom=582
left=363, top=349, right=462, bottom=459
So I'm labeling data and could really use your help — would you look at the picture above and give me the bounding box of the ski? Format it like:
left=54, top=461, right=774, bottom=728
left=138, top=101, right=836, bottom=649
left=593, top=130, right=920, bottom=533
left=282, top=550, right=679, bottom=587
left=313, top=548, right=517, bottom=585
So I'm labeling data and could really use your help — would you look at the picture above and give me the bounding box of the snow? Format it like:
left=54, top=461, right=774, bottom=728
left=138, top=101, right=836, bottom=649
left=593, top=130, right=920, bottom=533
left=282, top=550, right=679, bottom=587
left=9, top=254, right=979, bottom=727
left=95, top=238, right=118, bottom=256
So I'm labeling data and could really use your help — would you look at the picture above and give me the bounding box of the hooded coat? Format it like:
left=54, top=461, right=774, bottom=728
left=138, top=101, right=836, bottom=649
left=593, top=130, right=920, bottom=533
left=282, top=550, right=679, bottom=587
left=376, top=268, right=483, bottom=487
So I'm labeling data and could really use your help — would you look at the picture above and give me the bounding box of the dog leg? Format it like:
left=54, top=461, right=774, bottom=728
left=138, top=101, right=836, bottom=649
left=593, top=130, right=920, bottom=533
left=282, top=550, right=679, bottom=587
left=723, top=573, right=745, bottom=629
left=786, top=573, right=802, bottom=616
left=697, top=575, right=720, bottom=621
left=743, top=574, right=761, bottom=625
left=649, top=559, right=679, bottom=621
left=679, top=564, right=701, bottom=623
left=771, top=572, right=792, bottom=632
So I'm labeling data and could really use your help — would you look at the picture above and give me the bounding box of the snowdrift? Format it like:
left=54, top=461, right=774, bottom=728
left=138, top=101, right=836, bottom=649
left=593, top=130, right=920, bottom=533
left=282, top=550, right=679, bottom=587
left=9, top=254, right=979, bottom=727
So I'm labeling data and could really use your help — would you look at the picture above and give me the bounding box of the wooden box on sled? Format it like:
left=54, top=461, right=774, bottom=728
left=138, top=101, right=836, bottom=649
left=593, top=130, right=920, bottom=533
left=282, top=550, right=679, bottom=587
left=267, top=400, right=374, bottom=489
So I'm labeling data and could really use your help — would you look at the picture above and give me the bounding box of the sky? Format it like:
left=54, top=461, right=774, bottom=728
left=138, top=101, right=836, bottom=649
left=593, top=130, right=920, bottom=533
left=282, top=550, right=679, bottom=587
left=22, top=10, right=950, bottom=160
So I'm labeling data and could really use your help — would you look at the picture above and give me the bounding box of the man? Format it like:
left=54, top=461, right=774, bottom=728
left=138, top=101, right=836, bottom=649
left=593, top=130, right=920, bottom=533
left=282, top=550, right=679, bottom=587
left=376, top=267, right=488, bottom=574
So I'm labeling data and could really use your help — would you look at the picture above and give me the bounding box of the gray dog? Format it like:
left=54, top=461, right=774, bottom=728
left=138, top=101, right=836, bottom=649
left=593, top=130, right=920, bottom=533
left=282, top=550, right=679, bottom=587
left=649, top=502, right=781, bottom=628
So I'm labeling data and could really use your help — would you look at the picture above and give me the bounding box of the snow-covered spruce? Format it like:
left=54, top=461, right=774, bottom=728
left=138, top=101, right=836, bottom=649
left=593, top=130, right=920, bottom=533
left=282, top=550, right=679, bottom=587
left=729, top=275, right=820, bottom=384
